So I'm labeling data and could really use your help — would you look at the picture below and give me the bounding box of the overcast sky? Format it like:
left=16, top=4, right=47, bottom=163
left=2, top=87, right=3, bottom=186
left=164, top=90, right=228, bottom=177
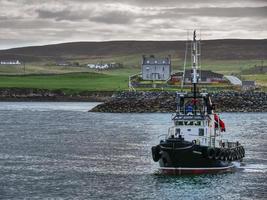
left=0, top=0, right=266, bottom=49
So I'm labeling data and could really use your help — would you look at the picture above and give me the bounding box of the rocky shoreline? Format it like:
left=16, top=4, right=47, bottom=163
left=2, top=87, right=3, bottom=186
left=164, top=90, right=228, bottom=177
left=90, top=91, right=267, bottom=113
left=0, top=88, right=113, bottom=102
left=1, top=88, right=266, bottom=112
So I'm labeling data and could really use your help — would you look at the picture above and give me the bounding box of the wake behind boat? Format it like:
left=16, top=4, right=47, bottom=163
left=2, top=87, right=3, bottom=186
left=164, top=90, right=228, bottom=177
left=151, top=31, right=245, bottom=175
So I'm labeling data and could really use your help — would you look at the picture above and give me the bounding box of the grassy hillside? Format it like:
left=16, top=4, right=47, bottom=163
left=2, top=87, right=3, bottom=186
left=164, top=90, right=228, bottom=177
left=0, top=39, right=266, bottom=91
left=0, top=39, right=266, bottom=62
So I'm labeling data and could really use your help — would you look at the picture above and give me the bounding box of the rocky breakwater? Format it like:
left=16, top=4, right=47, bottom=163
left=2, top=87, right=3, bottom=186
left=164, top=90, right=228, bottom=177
left=0, top=88, right=113, bottom=102
left=212, top=91, right=267, bottom=112
left=90, top=91, right=267, bottom=113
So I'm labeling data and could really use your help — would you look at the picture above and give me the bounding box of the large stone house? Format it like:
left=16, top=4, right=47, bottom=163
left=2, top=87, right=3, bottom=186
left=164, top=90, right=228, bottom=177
left=141, top=55, right=171, bottom=81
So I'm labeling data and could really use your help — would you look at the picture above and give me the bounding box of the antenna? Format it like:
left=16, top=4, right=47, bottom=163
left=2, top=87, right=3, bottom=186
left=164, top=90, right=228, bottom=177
left=181, top=30, right=189, bottom=90
left=198, top=29, right=202, bottom=82
left=191, top=30, right=198, bottom=84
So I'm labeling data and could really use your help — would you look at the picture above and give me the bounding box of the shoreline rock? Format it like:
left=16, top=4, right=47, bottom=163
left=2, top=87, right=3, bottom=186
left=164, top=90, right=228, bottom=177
left=0, top=88, right=113, bottom=102
left=90, top=91, right=267, bottom=113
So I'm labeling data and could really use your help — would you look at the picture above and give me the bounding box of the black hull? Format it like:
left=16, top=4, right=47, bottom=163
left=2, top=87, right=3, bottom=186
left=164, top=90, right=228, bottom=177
left=152, top=138, right=244, bottom=175
left=159, top=144, right=231, bottom=168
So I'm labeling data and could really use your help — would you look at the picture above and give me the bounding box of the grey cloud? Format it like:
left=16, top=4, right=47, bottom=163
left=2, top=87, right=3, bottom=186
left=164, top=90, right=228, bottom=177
left=65, top=0, right=267, bottom=7
left=162, top=6, right=267, bottom=18
left=37, top=9, right=89, bottom=21
left=90, top=11, right=134, bottom=24
left=37, top=8, right=135, bottom=24
left=0, top=0, right=267, bottom=49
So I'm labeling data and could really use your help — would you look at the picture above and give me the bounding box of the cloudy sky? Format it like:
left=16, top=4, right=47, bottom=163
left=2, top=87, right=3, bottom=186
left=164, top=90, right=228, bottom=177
left=0, top=0, right=266, bottom=49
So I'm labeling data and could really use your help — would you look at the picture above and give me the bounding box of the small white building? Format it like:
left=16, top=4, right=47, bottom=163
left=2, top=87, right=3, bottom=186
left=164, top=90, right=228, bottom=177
left=87, top=63, right=121, bottom=70
left=242, top=80, right=256, bottom=90
left=0, top=60, right=21, bottom=65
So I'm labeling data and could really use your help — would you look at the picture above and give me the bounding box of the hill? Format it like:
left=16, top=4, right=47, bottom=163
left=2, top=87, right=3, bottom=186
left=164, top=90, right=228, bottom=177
left=0, top=39, right=266, bottom=62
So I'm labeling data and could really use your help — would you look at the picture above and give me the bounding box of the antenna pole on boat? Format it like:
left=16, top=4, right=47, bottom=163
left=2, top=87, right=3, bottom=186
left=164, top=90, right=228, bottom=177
left=192, top=30, right=199, bottom=114
left=181, top=30, right=189, bottom=90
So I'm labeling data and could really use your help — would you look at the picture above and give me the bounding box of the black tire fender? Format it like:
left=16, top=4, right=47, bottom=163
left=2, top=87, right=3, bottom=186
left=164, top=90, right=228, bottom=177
left=151, top=145, right=161, bottom=162
left=207, top=148, right=216, bottom=159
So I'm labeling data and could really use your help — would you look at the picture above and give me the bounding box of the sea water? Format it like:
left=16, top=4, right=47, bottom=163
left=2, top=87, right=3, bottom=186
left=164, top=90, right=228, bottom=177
left=0, top=102, right=266, bottom=199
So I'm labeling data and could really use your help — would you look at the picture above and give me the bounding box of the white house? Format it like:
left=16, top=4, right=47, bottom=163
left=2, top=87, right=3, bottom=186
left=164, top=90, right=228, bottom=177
left=0, top=60, right=21, bottom=65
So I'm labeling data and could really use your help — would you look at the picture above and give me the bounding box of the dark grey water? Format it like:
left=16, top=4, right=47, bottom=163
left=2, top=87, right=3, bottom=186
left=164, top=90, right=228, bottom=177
left=0, top=102, right=266, bottom=200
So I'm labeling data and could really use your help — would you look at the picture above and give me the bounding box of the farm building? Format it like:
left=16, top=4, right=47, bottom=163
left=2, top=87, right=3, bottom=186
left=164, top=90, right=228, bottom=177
left=141, top=55, right=171, bottom=81
left=0, top=60, right=21, bottom=65
left=242, top=81, right=256, bottom=90
left=87, top=62, right=122, bottom=70
left=170, top=70, right=224, bottom=83
left=56, top=61, right=72, bottom=66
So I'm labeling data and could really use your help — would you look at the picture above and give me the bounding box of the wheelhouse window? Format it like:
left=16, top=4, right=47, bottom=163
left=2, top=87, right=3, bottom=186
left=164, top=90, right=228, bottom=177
left=194, top=121, right=201, bottom=126
left=199, top=128, right=204, bottom=136
left=175, top=121, right=183, bottom=125
left=185, top=121, right=194, bottom=126
left=175, top=128, right=180, bottom=136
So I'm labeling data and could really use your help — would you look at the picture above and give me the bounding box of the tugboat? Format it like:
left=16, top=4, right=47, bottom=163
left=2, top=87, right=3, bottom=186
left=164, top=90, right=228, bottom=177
left=151, top=31, right=245, bottom=175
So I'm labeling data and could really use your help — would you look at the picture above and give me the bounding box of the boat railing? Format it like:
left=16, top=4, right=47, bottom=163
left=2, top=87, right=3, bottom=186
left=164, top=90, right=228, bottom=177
left=167, top=127, right=175, bottom=139
left=172, top=113, right=205, bottom=120
left=158, top=134, right=167, bottom=140
left=219, top=139, right=241, bottom=148
left=177, top=108, right=204, bottom=116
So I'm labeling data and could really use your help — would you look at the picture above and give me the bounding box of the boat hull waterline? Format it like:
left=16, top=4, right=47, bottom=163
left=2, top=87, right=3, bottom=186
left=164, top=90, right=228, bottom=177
left=159, top=165, right=235, bottom=175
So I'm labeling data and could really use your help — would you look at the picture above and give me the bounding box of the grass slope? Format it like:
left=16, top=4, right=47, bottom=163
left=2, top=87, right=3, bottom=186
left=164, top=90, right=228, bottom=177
left=1, top=39, right=266, bottom=62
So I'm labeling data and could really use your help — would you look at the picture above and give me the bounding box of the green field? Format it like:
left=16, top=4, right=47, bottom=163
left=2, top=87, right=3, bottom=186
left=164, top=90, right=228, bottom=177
left=242, top=74, right=267, bottom=86
left=0, top=73, right=129, bottom=91
left=0, top=58, right=266, bottom=92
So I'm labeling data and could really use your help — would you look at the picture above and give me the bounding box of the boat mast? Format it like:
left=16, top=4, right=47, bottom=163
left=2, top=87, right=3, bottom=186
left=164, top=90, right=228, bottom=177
left=192, top=30, right=199, bottom=113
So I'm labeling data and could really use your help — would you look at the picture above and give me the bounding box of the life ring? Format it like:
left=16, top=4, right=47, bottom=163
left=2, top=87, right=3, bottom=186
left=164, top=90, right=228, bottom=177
left=151, top=145, right=161, bottom=162
left=207, top=148, right=216, bottom=159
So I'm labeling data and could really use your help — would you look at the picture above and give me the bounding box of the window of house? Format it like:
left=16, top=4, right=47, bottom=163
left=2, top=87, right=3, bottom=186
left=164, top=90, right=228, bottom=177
left=162, top=67, right=165, bottom=71
left=146, top=74, right=149, bottom=79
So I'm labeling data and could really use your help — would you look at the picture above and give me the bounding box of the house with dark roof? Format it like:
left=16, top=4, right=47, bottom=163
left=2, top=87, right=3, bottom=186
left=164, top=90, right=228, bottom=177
left=141, top=55, right=171, bottom=81
left=170, top=69, right=224, bottom=83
